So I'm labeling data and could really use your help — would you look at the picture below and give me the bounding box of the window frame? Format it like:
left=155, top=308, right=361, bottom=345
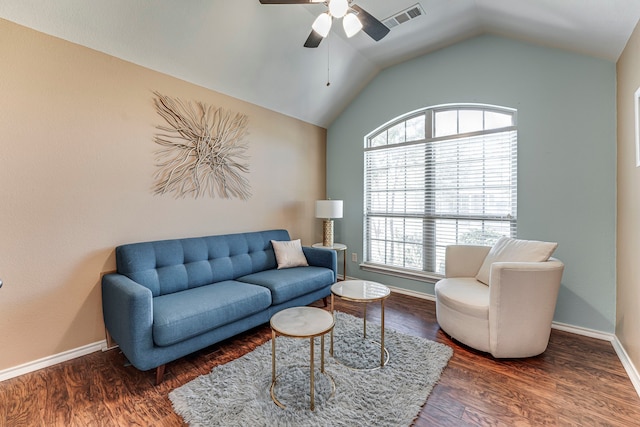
left=362, top=104, right=517, bottom=282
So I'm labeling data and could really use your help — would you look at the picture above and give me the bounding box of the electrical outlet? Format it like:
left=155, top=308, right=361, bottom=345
left=351, top=253, right=358, bottom=263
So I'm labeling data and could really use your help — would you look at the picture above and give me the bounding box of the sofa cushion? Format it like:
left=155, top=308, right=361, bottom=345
left=434, top=277, right=489, bottom=319
left=475, top=237, right=558, bottom=285
left=116, top=229, right=291, bottom=296
left=271, top=239, right=308, bottom=269
left=152, top=281, right=271, bottom=347
left=238, top=267, right=333, bottom=305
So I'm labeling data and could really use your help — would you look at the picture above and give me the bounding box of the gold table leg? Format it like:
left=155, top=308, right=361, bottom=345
left=310, top=337, right=315, bottom=411
left=321, top=334, right=325, bottom=373
left=363, top=302, right=367, bottom=339
left=342, top=249, right=346, bottom=280
left=330, top=293, right=335, bottom=356
left=380, top=299, right=385, bottom=367
left=271, top=329, right=276, bottom=383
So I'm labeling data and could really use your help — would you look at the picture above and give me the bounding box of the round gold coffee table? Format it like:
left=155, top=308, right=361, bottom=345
left=330, top=280, right=391, bottom=369
left=270, top=306, right=335, bottom=411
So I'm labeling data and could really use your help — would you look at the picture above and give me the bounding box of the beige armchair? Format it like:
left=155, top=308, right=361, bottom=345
left=435, top=244, right=564, bottom=358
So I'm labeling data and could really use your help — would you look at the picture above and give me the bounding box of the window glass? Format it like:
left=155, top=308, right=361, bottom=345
left=406, top=115, right=426, bottom=141
left=388, top=122, right=405, bottom=145
left=370, top=131, right=387, bottom=147
left=485, top=111, right=513, bottom=130
left=458, top=110, right=483, bottom=133
left=434, top=110, right=457, bottom=137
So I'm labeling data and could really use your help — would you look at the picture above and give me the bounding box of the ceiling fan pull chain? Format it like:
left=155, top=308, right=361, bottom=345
left=326, top=35, right=331, bottom=87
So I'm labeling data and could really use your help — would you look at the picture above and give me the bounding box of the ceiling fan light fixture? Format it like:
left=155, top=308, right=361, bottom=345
left=343, top=12, right=363, bottom=38
left=328, top=0, right=349, bottom=19
left=312, top=12, right=332, bottom=37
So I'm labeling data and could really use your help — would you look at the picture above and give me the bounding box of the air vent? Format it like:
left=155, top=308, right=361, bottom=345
left=383, top=3, right=424, bottom=30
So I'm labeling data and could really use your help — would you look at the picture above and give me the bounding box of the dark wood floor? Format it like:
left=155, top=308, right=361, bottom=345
left=2, top=293, right=640, bottom=426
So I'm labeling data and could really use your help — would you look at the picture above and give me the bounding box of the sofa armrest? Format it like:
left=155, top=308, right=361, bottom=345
left=303, top=246, right=338, bottom=282
left=488, top=259, right=565, bottom=357
left=445, top=245, right=491, bottom=278
left=102, top=273, right=154, bottom=366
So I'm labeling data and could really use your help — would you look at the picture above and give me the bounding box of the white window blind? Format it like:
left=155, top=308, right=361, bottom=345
left=364, top=105, right=517, bottom=276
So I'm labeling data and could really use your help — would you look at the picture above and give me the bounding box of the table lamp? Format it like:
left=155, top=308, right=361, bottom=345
left=315, top=200, right=343, bottom=247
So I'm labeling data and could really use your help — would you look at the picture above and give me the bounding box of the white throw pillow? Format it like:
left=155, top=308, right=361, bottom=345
left=271, top=239, right=309, bottom=269
left=475, top=237, right=558, bottom=285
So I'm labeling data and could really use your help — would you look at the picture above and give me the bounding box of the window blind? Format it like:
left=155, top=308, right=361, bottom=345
left=364, top=107, right=517, bottom=276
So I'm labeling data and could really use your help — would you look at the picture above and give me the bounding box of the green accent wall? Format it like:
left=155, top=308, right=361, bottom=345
left=327, top=35, right=616, bottom=333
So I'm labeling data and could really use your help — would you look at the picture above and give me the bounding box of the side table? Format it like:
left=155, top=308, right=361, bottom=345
left=312, top=242, right=347, bottom=281
left=330, top=280, right=391, bottom=369
left=270, top=306, right=335, bottom=411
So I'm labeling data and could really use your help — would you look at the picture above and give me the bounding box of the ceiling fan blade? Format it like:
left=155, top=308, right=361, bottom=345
left=259, top=0, right=324, bottom=4
left=304, top=30, right=324, bottom=48
left=351, top=4, right=390, bottom=42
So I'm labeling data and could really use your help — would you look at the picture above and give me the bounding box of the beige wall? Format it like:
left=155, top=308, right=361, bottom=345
left=617, top=19, right=640, bottom=372
left=0, top=19, right=326, bottom=371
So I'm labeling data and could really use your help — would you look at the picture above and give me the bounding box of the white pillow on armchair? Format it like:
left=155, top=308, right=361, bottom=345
left=475, top=236, right=558, bottom=285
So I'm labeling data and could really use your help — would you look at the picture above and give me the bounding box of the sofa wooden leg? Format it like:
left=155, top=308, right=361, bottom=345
left=105, top=328, right=117, bottom=349
left=323, top=296, right=328, bottom=307
left=156, top=364, right=166, bottom=385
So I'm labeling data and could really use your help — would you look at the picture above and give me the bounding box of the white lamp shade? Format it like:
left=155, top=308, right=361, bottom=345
left=316, top=200, right=343, bottom=219
left=328, top=0, right=349, bottom=18
left=343, top=13, right=363, bottom=38
left=312, top=12, right=332, bottom=37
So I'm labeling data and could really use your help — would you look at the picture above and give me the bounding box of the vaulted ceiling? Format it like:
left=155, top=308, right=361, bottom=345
left=1, top=0, right=639, bottom=128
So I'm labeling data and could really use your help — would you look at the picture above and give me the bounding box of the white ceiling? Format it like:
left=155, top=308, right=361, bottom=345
left=1, top=0, right=639, bottom=128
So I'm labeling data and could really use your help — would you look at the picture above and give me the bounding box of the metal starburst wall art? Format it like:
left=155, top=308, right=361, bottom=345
left=152, top=92, right=251, bottom=200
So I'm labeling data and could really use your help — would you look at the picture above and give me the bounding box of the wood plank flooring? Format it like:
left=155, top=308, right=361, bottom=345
left=1, top=292, right=639, bottom=426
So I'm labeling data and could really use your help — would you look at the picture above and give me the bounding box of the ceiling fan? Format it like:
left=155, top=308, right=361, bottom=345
left=259, top=0, right=390, bottom=48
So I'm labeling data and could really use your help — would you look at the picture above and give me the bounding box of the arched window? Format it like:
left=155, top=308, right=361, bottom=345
left=363, top=104, right=517, bottom=278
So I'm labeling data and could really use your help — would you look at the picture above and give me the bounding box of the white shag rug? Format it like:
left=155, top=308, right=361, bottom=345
left=169, top=311, right=453, bottom=426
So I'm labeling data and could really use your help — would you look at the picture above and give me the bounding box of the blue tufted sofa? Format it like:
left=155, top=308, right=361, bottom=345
left=101, top=229, right=336, bottom=383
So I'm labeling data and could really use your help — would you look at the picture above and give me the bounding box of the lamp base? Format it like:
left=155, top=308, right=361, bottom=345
left=322, top=219, right=334, bottom=247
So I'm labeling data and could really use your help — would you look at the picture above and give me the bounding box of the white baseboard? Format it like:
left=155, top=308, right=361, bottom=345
left=550, top=320, right=615, bottom=341
left=387, top=284, right=435, bottom=301
left=610, top=335, right=640, bottom=398
left=344, top=276, right=436, bottom=301
left=0, top=340, right=107, bottom=383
